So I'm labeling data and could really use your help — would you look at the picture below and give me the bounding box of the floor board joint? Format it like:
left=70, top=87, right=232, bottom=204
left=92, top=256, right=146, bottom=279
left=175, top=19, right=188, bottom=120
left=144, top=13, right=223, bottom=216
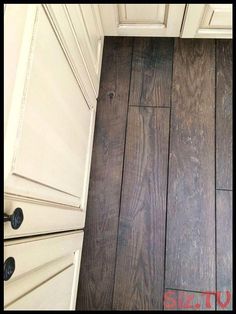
left=162, top=38, right=174, bottom=310
left=214, top=39, right=217, bottom=311
left=111, top=38, right=134, bottom=310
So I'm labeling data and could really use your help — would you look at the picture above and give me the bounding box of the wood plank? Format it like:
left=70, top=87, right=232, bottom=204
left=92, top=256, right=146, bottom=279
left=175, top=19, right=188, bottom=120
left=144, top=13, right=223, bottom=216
left=113, top=107, right=170, bottom=310
left=165, top=39, right=215, bottom=291
left=76, top=37, right=133, bottom=310
left=164, top=289, right=215, bottom=310
left=216, top=40, right=232, bottom=190
left=216, top=190, right=232, bottom=310
left=129, top=38, right=174, bottom=107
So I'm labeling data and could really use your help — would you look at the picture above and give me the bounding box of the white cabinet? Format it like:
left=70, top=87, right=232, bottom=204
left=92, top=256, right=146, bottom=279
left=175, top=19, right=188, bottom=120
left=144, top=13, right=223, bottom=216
left=4, top=2, right=232, bottom=311
left=4, top=231, right=83, bottom=310
left=181, top=4, right=232, bottom=38
left=4, top=4, right=102, bottom=238
left=98, top=4, right=232, bottom=39
left=98, top=4, right=186, bottom=37
left=4, top=4, right=103, bottom=310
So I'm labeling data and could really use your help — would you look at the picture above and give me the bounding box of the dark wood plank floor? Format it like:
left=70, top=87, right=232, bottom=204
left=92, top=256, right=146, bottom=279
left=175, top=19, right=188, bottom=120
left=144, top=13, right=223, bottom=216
left=129, top=38, right=174, bottom=107
left=216, top=40, right=232, bottom=190
left=76, top=37, right=232, bottom=311
left=216, top=190, right=232, bottom=310
left=165, top=39, right=216, bottom=292
left=76, top=37, right=133, bottom=310
left=113, top=107, right=169, bottom=310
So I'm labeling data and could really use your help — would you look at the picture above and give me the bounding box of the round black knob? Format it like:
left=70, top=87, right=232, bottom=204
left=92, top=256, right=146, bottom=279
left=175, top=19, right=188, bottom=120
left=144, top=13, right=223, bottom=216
left=4, top=257, right=15, bottom=281
left=4, top=207, right=24, bottom=230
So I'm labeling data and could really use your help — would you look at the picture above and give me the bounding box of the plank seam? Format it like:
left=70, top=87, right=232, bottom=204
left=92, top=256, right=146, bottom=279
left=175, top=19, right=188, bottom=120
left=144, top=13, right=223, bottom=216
left=130, top=105, right=170, bottom=108
left=111, top=38, right=134, bottom=310
left=215, top=39, right=217, bottom=311
left=165, top=287, right=216, bottom=294
left=162, top=38, right=175, bottom=310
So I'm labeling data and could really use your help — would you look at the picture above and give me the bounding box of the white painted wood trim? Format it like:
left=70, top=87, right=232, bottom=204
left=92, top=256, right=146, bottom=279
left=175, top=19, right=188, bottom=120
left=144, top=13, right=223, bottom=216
left=180, top=4, right=205, bottom=38
left=70, top=249, right=83, bottom=309
left=64, top=5, right=98, bottom=99
left=4, top=4, right=38, bottom=185
left=43, top=4, right=96, bottom=109
left=181, top=4, right=232, bottom=38
left=98, top=4, right=186, bottom=37
left=81, top=107, right=96, bottom=214
left=98, top=4, right=117, bottom=36
left=91, top=4, right=104, bottom=82
left=196, top=28, right=232, bottom=39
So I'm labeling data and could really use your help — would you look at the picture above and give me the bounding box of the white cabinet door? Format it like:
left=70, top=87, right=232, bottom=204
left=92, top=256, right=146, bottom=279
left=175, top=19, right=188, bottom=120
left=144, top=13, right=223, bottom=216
left=98, top=4, right=186, bottom=37
left=4, top=4, right=97, bottom=235
left=181, top=4, right=232, bottom=38
left=4, top=231, right=83, bottom=310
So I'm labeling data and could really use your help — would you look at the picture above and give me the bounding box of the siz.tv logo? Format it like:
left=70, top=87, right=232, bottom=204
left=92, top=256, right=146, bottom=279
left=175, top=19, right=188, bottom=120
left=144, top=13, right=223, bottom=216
left=164, top=290, right=231, bottom=310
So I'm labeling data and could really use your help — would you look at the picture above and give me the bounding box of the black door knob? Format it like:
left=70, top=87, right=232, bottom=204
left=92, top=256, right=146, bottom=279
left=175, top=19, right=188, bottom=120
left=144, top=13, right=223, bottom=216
left=4, top=257, right=15, bottom=281
left=4, top=207, right=24, bottom=230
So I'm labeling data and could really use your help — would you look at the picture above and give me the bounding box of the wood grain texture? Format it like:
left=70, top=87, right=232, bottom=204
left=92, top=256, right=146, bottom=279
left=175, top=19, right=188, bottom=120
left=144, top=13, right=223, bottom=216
left=165, top=39, right=215, bottom=291
left=129, top=38, right=174, bottom=107
left=164, top=289, right=216, bottom=310
left=216, top=190, right=232, bottom=310
left=216, top=40, right=232, bottom=190
left=113, top=107, right=170, bottom=310
left=76, top=37, right=133, bottom=310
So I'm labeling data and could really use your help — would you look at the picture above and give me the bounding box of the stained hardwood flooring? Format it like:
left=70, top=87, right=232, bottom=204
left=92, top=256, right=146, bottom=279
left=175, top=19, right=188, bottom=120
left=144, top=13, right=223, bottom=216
left=76, top=37, right=232, bottom=311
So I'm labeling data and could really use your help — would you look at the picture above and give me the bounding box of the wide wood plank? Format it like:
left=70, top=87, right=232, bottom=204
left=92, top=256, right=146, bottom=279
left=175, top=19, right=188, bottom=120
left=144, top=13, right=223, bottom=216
left=216, top=40, right=232, bottom=190
left=164, top=289, right=215, bottom=310
left=165, top=39, right=215, bottom=291
left=216, top=190, right=232, bottom=310
left=129, top=38, right=174, bottom=107
left=113, top=107, right=170, bottom=310
left=76, top=37, right=133, bottom=310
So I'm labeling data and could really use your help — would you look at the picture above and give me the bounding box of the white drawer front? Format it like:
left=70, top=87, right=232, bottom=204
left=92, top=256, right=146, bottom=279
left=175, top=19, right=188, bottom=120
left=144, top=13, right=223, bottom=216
left=4, top=231, right=83, bottom=309
left=6, top=266, right=75, bottom=310
left=4, top=196, right=85, bottom=239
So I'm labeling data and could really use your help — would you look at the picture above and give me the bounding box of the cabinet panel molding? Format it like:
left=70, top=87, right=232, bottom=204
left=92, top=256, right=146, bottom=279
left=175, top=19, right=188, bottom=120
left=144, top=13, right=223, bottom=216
left=44, top=4, right=97, bottom=109
left=6, top=266, right=75, bottom=310
left=4, top=231, right=84, bottom=309
left=4, top=4, right=95, bottom=215
left=118, top=4, right=166, bottom=24
left=181, top=4, right=232, bottom=38
left=66, top=4, right=104, bottom=97
left=99, top=4, right=186, bottom=37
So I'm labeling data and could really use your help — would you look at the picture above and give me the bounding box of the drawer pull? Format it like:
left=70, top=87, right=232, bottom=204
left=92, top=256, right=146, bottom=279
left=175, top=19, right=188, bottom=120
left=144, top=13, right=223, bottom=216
left=4, top=207, right=24, bottom=230
left=4, top=257, right=15, bottom=281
